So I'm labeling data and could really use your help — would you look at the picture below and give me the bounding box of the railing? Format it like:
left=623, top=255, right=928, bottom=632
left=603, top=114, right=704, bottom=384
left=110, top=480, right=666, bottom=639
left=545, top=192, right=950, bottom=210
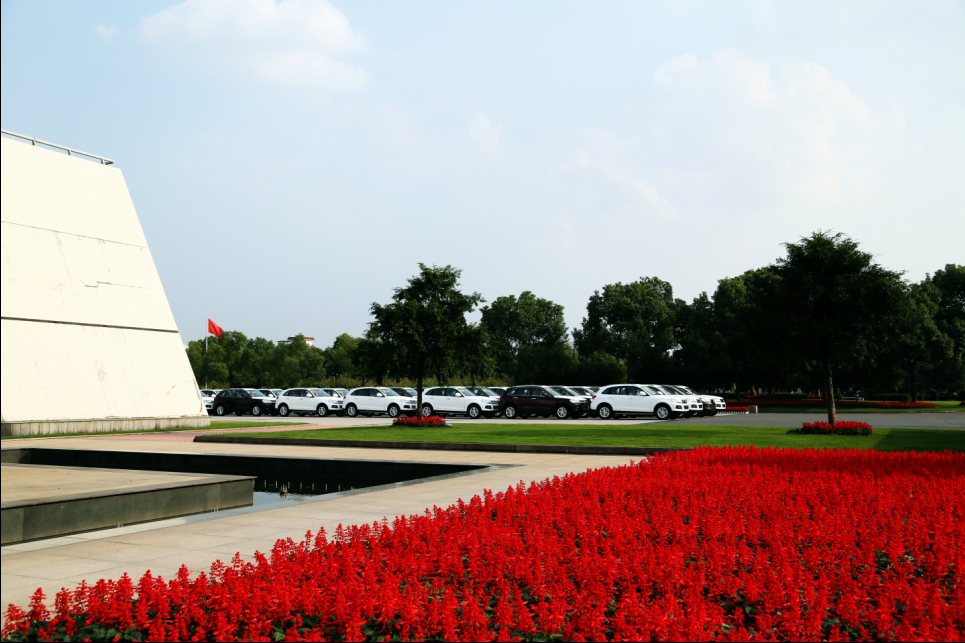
left=1, top=129, right=114, bottom=165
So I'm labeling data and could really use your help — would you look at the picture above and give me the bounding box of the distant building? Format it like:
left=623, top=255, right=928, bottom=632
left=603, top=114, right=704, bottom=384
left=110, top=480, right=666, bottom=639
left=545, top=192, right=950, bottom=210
left=278, top=336, right=315, bottom=347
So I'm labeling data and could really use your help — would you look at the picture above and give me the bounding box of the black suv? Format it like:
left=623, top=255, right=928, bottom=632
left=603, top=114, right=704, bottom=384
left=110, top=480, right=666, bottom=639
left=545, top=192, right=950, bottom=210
left=498, top=385, right=589, bottom=420
left=211, top=389, right=276, bottom=417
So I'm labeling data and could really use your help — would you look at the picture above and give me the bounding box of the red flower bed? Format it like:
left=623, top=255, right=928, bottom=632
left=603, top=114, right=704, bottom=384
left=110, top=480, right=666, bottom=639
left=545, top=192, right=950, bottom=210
left=391, top=415, right=446, bottom=428
left=4, top=448, right=964, bottom=642
left=798, top=420, right=873, bottom=436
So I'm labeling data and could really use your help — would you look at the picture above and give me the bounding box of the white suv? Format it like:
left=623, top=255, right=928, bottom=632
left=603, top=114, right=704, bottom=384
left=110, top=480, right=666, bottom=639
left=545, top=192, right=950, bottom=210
left=648, top=384, right=703, bottom=417
left=591, top=384, right=688, bottom=420
left=666, top=385, right=726, bottom=416
left=276, top=388, right=345, bottom=417
left=420, top=387, right=499, bottom=419
left=344, top=387, right=418, bottom=418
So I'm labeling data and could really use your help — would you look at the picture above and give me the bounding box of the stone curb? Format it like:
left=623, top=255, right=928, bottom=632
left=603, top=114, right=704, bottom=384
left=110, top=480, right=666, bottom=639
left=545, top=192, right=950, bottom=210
left=194, top=435, right=689, bottom=456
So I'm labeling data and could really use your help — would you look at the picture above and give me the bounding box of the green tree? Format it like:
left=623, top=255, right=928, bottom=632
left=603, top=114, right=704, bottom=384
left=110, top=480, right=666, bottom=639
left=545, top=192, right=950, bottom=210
left=892, top=280, right=953, bottom=401
left=774, top=231, right=906, bottom=423
left=323, top=334, right=362, bottom=382
left=927, top=264, right=965, bottom=398
left=271, top=334, right=326, bottom=388
left=364, top=264, right=489, bottom=412
left=573, top=277, right=680, bottom=383
left=185, top=338, right=230, bottom=388
left=481, top=291, right=570, bottom=382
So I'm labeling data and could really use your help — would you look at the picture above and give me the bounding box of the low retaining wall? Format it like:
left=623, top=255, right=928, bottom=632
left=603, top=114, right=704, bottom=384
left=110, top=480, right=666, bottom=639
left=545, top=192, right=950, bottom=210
left=195, top=435, right=689, bottom=456
left=1, top=415, right=210, bottom=437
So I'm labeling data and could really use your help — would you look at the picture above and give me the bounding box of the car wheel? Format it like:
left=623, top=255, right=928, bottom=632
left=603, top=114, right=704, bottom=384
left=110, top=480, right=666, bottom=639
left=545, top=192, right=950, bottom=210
left=555, top=406, right=570, bottom=420
left=597, top=404, right=613, bottom=420
left=317, top=404, right=328, bottom=417
left=654, top=404, right=671, bottom=420
left=214, top=404, right=226, bottom=417
left=387, top=404, right=400, bottom=418
left=503, top=405, right=518, bottom=419
left=251, top=406, right=262, bottom=417
left=346, top=404, right=358, bottom=418
left=278, top=404, right=290, bottom=417
left=467, top=404, right=481, bottom=419
left=422, top=404, right=434, bottom=417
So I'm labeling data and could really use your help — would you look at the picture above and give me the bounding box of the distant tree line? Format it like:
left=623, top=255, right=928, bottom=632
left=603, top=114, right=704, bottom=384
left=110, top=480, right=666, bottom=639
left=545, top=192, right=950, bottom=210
left=187, top=232, right=964, bottom=414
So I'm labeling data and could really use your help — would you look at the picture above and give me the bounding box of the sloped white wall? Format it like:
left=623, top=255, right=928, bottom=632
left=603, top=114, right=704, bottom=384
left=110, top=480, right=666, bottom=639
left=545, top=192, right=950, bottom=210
left=1, top=136, right=206, bottom=432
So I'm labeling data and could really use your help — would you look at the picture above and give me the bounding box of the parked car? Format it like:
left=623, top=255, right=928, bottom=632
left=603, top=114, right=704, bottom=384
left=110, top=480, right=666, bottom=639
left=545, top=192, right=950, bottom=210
left=211, top=388, right=277, bottom=417
left=200, top=390, right=216, bottom=414
left=486, top=387, right=508, bottom=396
left=667, top=385, right=726, bottom=415
left=590, top=384, right=688, bottom=420
left=321, top=388, right=347, bottom=399
left=568, top=386, right=597, bottom=396
left=260, top=388, right=285, bottom=400
left=545, top=386, right=592, bottom=417
left=498, top=385, right=590, bottom=420
left=276, top=388, right=345, bottom=417
left=420, top=387, right=500, bottom=419
left=390, top=387, right=419, bottom=397
left=343, top=387, right=418, bottom=418
left=649, top=384, right=704, bottom=417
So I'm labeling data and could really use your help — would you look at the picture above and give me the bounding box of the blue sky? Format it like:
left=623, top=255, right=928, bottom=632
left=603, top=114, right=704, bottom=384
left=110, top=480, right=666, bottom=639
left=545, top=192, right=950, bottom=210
left=2, top=0, right=963, bottom=345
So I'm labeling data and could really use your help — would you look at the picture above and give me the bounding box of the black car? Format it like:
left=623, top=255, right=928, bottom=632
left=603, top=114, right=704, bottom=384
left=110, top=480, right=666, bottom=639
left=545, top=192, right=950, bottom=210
left=498, top=385, right=589, bottom=420
left=211, top=389, right=276, bottom=417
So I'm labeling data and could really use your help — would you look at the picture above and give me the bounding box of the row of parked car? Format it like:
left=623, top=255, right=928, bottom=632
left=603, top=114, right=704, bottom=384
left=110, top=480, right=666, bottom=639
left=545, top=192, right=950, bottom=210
left=199, top=384, right=727, bottom=420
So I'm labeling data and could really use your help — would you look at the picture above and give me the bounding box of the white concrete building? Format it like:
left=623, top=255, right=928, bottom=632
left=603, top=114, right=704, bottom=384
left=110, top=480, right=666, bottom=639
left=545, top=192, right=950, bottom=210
left=1, top=133, right=208, bottom=436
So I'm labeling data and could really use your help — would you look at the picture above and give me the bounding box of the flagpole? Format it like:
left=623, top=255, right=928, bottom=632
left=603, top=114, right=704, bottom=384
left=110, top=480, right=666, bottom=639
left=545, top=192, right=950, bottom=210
left=204, top=319, right=208, bottom=390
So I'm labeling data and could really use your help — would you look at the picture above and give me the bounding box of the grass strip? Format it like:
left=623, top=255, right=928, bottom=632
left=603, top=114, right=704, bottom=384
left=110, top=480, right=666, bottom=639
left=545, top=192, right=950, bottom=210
left=0, top=421, right=309, bottom=441
left=223, top=424, right=965, bottom=453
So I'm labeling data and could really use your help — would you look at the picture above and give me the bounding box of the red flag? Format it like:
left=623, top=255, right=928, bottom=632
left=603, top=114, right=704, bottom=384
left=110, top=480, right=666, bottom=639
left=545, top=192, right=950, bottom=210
left=207, top=318, right=224, bottom=339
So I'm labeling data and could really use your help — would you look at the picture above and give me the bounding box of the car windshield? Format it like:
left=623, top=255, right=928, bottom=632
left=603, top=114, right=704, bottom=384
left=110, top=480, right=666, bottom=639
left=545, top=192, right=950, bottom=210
left=677, top=386, right=697, bottom=395
left=380, top=389, right=401, bottom=396
left=457, top=388, right=476, bottom=396
left=311, top=389, right=332, bottom=397
left=643, top=386, right=667, bottom=396
left=551, top=387, right=576, bottom=396
left=477, top=388, right=498, bottom=396
left=661, top=385, right=685, bottom=395
left=247, top=390, right=267, bottom=398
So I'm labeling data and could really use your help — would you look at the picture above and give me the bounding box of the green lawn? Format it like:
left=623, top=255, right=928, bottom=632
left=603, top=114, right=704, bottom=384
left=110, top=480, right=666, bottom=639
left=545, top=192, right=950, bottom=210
left=225, top=423, right=965, bottom=453
left=0, top=421, right=309, bottom=441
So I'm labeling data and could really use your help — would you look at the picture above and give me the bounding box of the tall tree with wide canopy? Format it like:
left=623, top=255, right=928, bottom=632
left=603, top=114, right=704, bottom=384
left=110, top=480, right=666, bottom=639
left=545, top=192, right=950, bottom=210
left=573, top=277, right=680, bottom=383
left=481, top=291, right=570, bottom=382
left=364, top=264, right=488, bottom=413
left=775, top=231, right=906, bottom=423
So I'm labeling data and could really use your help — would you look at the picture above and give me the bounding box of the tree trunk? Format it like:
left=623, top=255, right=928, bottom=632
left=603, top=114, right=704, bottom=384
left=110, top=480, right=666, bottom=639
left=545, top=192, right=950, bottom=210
left=909, top=360, right=918, bottom=402
left=417, top=373, right=424, bottom=418
left=823, top=359, right=837, bottom=425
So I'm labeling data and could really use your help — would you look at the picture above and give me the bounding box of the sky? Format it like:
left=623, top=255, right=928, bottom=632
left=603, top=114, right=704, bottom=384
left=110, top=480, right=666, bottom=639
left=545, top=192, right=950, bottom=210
left=2, top=0, right=963, bottom=346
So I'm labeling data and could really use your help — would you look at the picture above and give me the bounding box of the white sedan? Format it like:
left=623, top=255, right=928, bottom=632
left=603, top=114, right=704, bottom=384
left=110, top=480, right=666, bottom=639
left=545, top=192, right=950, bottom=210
left=591, top=384, right=689, bottom=420
left=420, top=387, right=499, bottom=419
left=343, top=387, right=418, bottom=418
left=276, top=388, right=345, bottom=417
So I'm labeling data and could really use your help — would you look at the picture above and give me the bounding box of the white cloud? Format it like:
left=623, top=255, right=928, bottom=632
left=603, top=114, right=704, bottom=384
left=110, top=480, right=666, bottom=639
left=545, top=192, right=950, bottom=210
left=139, top=0, right=368, bottom=89
left=649, top=50, right=902, bottom=213
left=95, top=24, right=120, bottom=44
